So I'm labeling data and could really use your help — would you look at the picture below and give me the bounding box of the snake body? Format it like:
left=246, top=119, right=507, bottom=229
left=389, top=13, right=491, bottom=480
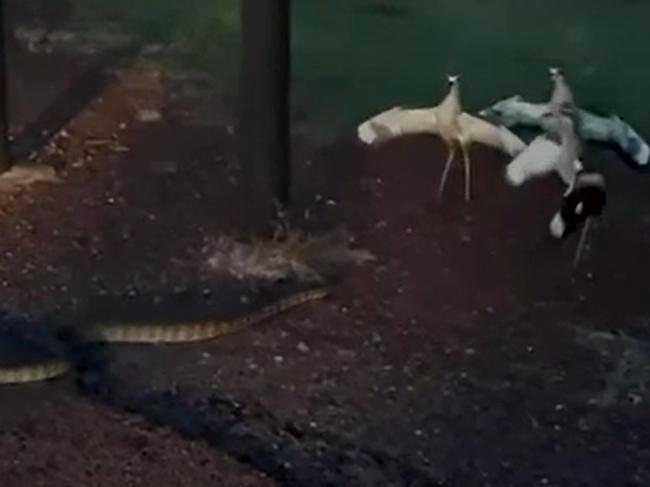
left=0, top=288, right=327, bottom=385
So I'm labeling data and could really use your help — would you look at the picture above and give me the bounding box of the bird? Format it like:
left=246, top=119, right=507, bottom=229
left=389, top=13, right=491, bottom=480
left=357, top=75, right=526, bottom=201
left=434, top=75, right=471, bottom=201
left=479, top=69, right=650, bottom=166
left=505, top=111, right=583, bottom=188
left=503, top=69, right=584, bottom=191
left=548, top=66, right=576, bottom=113
left=550, top=171, right=606, bottom=268
left=505, top=108, right=606, bottom=268
left=547, top=67, right=582, bottom=149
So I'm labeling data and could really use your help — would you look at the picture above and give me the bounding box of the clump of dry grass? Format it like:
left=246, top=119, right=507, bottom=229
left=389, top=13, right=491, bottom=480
left=205, top=225, right=375, bottom=283
left=0, top=164, right=61, bottom=193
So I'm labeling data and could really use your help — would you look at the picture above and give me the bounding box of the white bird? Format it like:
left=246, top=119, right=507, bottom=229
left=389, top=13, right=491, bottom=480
left=506, top=108, right=606, bottom=268
left=505, top=111, right=583, bottom=188
left=357, top=75, right=526, bottom=201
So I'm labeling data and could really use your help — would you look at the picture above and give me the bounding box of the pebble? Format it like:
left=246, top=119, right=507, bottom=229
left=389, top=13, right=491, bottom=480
left=137, top=109, right=162, bottom=122
left=296, top=342, right=310, bottom=353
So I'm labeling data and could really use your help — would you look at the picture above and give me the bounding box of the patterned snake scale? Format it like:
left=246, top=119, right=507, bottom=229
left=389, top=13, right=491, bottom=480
left=0, top=288, right=328, bottom=385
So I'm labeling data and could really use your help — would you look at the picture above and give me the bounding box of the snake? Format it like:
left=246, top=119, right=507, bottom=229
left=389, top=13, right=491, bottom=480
left=0, top=288, right=328, bottom=385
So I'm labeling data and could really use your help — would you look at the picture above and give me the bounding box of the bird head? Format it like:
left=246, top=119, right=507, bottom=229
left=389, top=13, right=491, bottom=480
left=447, top=74, right=460, bottom=86
left=549, top=66, right=563, bottom=80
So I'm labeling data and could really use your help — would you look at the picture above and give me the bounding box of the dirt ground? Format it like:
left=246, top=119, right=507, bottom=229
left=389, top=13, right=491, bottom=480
left=2, top=2, right=650, bottom=486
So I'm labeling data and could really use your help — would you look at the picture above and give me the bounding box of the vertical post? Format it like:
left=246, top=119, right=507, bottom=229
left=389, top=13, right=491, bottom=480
left=238, top=0, right=290, bottom=233
left=0, top=0, right=11, bottom=172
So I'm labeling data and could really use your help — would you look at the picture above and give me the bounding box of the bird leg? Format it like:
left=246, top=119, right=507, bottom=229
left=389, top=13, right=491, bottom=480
left=572, top=216, right=592, bottom=269
left=460, top=141, right=472, bottom=202
left=438, top=142, right=457, bottom=200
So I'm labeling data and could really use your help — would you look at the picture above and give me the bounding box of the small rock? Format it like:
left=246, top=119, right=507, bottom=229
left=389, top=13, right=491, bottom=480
left=274, top=355, right=284, bottom=364
left=137, top=109, right=162, bottom=123
left=297, top=342, right=310, bottom=353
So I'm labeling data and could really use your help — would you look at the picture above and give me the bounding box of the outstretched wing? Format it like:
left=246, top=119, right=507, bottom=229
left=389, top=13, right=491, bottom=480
left=357, top=107, right=439, bottom=145
left=458, top=113, right=526, bottom=156
left=505, top=135, right=581, bottom=187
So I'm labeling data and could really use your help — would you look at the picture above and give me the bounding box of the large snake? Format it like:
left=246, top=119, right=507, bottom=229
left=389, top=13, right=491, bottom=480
left=0, top=288, right=328, bottom=385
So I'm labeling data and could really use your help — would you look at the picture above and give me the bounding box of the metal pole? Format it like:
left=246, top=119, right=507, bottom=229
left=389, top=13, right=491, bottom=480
left=0, top=0, right=12, bottom=172
left=238, top=0, right=290, bottom=233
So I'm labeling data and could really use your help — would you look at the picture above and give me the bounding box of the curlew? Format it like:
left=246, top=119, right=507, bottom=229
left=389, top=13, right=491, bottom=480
left=479, top=68, right=649, bottom=166
left=506, top=109, right=606, bottom=268
left=357, top=75, right=526, bottom=202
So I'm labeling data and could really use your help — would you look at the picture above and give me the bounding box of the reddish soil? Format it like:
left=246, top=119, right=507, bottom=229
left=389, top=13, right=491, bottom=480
left=2, top=2, right=650, bottom=486
left=0, top=387, right=276, bottom=487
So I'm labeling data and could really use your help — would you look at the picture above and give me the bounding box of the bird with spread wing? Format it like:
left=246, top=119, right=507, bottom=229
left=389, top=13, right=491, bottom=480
left=480, top=67, right=649, bottom=167
left=357, top=75, right=527, bottom=201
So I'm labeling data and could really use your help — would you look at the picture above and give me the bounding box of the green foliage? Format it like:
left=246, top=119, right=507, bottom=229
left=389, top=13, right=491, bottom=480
left=173, top=0, right=240, bottom=76
left=74, top=0, right=240, bottom=80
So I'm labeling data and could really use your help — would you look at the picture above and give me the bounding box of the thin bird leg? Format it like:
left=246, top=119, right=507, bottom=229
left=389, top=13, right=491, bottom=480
left=573, top=217, right=592, bottom=269
left=438, top=142, right=457, bottom=201
left=460, top=141, right=471, bottom=202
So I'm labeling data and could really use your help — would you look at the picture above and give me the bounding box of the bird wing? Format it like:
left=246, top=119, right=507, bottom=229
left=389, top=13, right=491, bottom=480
left=505, top=135, right=580, bottom=187
left=357, top=106, right=439, bottom=144
left=458, top=113, right=526, bottom=156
